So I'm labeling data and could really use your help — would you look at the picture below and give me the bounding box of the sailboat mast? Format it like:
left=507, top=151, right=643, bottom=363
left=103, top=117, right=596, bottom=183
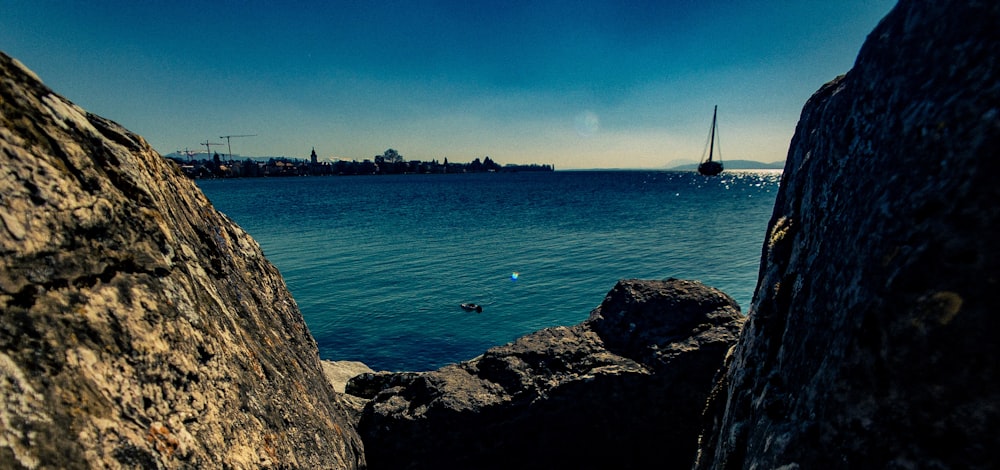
left=708, top=105, right=717, bottom=163
left=697, top=105, right=723, bottom=176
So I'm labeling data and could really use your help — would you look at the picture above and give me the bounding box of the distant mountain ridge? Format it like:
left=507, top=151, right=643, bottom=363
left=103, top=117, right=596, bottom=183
left=669, top=159, right=785, bottom=171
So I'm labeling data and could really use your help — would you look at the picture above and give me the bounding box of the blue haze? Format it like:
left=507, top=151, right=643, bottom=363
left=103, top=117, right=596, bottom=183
left=197, top=170, right=780, bottom=371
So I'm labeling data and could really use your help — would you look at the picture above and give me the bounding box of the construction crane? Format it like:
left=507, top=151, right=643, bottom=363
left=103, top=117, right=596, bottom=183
left=219, top=134, right=257, bottom=159
left=174, top=147, right=199, bottom=161
left=201, top=140, right=224, bottom=158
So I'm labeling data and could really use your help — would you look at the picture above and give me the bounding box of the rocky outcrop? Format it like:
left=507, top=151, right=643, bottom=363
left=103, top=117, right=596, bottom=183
left=696, top=1, right=1000, bottom=468
left=323, top=360, right=375, bottom=394
left=349, top=278, right=744, bottom=470
left=0, top=52, right=364, bottom=468
left=322, top=360, right=375, bottom=426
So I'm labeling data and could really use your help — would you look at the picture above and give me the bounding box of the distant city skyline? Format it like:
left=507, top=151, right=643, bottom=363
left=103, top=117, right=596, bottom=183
left=1, top=1, right=895, bottom=169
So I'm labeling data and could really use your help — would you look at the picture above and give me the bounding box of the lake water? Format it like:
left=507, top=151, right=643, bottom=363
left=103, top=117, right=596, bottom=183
left=197, top=170, right=781, bottom=371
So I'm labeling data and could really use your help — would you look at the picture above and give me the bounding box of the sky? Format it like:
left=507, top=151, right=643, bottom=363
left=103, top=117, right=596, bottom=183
left=1, top=1, right=896, bottom=169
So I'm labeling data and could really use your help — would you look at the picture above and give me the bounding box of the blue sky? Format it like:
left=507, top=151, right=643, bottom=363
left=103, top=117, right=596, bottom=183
left=1, top=1, right=895, bottom=168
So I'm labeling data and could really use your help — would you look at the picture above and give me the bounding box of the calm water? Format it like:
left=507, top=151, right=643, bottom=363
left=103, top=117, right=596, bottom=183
left=197, top=170, right=781, bottom=371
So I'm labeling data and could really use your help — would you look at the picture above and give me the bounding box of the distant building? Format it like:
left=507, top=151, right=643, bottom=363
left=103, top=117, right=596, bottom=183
left=310, top=147, right=318, bottom=165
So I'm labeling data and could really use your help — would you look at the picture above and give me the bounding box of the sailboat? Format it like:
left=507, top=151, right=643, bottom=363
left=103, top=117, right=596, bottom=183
left=697, top=105, right=724, bottom=176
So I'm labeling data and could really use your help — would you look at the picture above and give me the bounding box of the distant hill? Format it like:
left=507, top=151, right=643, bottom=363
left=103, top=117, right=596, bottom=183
left=669, top=160, right=785, bottom=171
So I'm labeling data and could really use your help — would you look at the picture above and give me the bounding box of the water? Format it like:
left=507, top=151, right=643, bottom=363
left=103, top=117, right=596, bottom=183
left=197, top=170, right=781, bottom=371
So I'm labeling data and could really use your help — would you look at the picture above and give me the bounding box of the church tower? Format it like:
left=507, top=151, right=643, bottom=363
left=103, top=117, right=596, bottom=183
left=310, top=147, right=318, bottom=165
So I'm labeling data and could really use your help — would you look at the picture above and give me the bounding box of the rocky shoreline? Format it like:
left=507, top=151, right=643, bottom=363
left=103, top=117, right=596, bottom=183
left=2, top=0, right=999, bottom=468
left=346, top=279, right=742, bottom=470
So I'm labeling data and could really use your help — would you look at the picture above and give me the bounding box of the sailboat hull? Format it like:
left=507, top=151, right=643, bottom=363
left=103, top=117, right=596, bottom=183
left=698, top=161, right=724, bottom=176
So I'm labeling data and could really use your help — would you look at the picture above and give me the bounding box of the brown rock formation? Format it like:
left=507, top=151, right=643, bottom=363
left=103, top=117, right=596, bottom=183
left=350, top=278, right=744, bottom=470
left=0, top=52, right=364, bottom=468
left=696, top=1, right=1000, bottom=468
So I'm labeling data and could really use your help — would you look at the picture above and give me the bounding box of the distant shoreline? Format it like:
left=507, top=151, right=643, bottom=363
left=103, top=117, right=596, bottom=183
left=167, top=154, right=783, bottom=179
left=565, top=166, right=784, bottom=172
left=166, top=155, right=553, bottom=179
left=667, top=159, right=785, bottom=171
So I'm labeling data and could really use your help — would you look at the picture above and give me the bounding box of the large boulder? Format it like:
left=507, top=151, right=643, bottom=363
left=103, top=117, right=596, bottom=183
left=696, top=1, right=1000, bottom=468
left=0, top=52, right=364, bottom=468
left=350, top=278, right=744, bottom=470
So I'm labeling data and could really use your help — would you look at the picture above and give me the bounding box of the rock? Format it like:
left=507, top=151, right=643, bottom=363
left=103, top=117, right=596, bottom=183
left=345, top=370, right=422, bottom=399
left=0, top=52, right=364, bottom=468
left=351, top=278, right=744, bottom=470
left=322, top=360, right=376, bottom=426
left=695, top=1, right=1000, bottom=469
left=322, top=360, right=375, bottom=394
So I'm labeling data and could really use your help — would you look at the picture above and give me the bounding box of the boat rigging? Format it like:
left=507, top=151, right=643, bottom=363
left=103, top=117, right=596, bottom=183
left=698, top=105, right=724, bottom=176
